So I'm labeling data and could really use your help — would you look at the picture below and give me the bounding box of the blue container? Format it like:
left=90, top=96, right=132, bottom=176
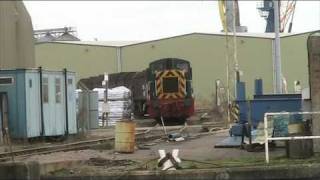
left=236, top=94, right=302, bottom=128
left=0, top=69, right=77, bottom=138
left=249, top=95, right=302, bottom=128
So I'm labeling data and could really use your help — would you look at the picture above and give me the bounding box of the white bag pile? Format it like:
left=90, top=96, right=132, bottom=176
left=93, top=86, right=132, bottom=126
left=108, top=86, right=131, bottom=100
left=107, top=86, right=132, bottom=126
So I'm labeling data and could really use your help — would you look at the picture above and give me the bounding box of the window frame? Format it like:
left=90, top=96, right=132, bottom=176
left=0, top=77, right=14, bottom=85
left=55, top=77, right=62, bottom=104
left=42, top=77, right=49, bottom=103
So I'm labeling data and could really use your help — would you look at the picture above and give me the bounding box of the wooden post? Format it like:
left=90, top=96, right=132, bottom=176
left=308, top=34, right=320, bottom=152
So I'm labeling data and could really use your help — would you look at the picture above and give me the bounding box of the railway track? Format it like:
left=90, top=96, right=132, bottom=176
left=0, top=123, right=226, bottom=162
left=0, top=137, right=114, bottom=162
left=0, top=128, right=158, bottom=162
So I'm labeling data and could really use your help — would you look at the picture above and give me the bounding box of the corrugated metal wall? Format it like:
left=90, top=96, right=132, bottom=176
left=281, top=33, right=310, bottom=93
left=35, top=43, right=118, bottom=82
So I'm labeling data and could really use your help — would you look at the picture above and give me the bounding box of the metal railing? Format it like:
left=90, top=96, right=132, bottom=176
left=264, top=111, right=320, bottom=163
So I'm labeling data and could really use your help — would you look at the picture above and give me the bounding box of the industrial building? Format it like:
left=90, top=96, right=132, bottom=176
left=3, top=1, right=320, bottom=179
left=35, top=32, right=311, bottom=106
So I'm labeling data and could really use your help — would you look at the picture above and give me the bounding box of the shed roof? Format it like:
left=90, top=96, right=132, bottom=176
left=35, top=30, right=318, bottom=48
left=55, top=40, right=140, bottom=46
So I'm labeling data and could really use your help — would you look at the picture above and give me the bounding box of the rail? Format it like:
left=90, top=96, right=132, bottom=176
left=264, top=111, right=320, bottom=163
left=0, top=138, right=114, bottom=162
left=0, top=123, right=226, bottom=162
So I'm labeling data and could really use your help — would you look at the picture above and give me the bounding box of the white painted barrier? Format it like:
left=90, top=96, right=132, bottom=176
left=264, top=111, right=320, bottom=163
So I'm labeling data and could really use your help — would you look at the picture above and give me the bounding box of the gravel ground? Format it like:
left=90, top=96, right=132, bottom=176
left=19, top=130, right=284, bottom=164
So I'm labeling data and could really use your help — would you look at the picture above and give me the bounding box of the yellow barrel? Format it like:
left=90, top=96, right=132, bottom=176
left=115, top=121, right=136, bottom=153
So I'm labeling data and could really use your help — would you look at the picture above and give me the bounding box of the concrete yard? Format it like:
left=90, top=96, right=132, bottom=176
left=0, top=116, right=318, bottom=180
left=0, top=119, right=320, bottom=179
left=15, top=129, right=284, bottom=176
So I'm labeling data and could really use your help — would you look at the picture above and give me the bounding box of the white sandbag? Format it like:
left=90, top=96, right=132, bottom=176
left=108, top=86, right=131, bottom=101
left=93, top=88, right=105, bottom=101
left=96, top=86, right=133, bottom=127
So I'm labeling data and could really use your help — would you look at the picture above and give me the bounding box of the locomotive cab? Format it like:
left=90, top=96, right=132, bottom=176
left=147, top=58, right=194, bottom=125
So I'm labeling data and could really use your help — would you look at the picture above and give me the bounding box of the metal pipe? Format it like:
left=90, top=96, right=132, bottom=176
left=264, top=115, right=269, bottom=163
left=63, top=68, right=69, bottom=135
left=269, top=136, right=320, bottom=141
left=103, top=73, right=109, bottom=127
left=160, top=116, right=168, bottom=137
left=224, top=11, right=231, bottom=128
left=273, top=0, right=282, bottom=93
left=247, top=101, right=252, bottom=145
left=116, top=47, right=122, bottom=72
left=38, top=66, right=45, bottom=137
left=232, top=0, right=239, bottom=97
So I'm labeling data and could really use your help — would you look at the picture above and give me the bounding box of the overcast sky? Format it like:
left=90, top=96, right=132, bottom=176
left=24, top=1, right=320, bottom=41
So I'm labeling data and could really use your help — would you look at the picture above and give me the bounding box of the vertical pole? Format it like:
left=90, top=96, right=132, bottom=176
left=224, top=0, right=231, bottom=128
left=63, top=68, right=69, bottom=135
left=0, top=94, right=3, bottom=144
left=38, top=67, right=45, bottom=137
left=274, top=0, right=282, bottom=94
left=104, top=73, right=108, bottom=103
left=248, top=100, right=252, bottom=145
left=103, top=73, right=109, bottom=127
left=264, top=114, right=269, bottom=163
left=117, top=47, right=122, bottom=73
left=225, top=33, right=231, bottom=128
left=215, top=80, right=220, bottom=106
left=232, top=0, right=239, bottom=98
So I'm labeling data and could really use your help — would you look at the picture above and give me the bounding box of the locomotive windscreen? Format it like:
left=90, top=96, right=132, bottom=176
left=163, top=77, right=178, bottom=93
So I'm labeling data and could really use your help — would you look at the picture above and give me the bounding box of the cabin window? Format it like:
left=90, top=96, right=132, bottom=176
left=152, top=63, right=164, bottom=73
left=42, top=77, right=49, bottom=103
left=177, top=62, right=189, bottom=72
left=29, top=79, right=32, bottom=88
left=68, top=78, right=73, bottom=85
left=55, top=78, right=62, bottom=103
left=0, top=77, right=14, bottom=85
left=163, top=77, right=179, bottom=93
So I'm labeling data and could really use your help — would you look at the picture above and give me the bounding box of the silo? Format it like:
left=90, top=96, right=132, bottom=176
left=0, top=1, right=35, bottom=69
left=16, top=1, right=35, bottom=68
left=55, top=32, right=80, bottom=41
left=37, top=33, right=56, bottom=42
left=0, top=1, right=18, bottom=68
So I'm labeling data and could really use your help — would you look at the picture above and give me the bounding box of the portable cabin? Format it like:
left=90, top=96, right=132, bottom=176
left=0, top=68, right=77, bottom=138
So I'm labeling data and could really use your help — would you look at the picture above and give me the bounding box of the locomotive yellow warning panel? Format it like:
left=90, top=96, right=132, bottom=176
left=156, top=69, right=186, bottom=99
